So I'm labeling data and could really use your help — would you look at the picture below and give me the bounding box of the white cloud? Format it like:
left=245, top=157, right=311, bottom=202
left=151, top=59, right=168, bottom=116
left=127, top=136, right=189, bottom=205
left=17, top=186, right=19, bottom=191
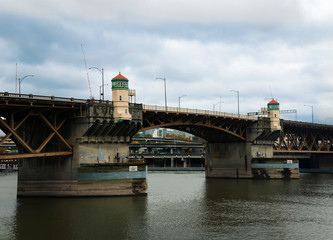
left=0, top=0, right=310, bottom=25
left=1, top=1, right=333, bottom=123
left=301, top=0, right=333, bottom=23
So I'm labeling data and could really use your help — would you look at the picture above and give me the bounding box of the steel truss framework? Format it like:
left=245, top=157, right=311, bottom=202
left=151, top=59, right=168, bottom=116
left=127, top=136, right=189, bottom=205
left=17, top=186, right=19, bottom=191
left=0, top=95, right=84, bottom=159
left=274, top=120, right=333, bottom=153
left=142, top=110, right=255, bottom=142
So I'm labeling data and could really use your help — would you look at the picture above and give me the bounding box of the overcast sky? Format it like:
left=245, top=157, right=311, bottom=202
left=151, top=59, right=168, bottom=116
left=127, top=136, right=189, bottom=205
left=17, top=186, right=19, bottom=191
left=1, top=0, right=333, bottom=123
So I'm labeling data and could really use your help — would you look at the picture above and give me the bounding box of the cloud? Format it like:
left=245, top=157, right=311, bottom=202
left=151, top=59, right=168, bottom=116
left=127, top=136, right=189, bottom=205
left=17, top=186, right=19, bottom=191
left=0, top=1, right=332, bottom=124
left=0, top=0, right=308, bottom=25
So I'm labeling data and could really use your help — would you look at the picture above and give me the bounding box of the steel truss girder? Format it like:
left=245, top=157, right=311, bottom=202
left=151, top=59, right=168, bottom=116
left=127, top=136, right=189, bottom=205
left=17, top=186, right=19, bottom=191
left=0, top=109, right=73, bottom=158
left=274, top=124, right=333, bottom=153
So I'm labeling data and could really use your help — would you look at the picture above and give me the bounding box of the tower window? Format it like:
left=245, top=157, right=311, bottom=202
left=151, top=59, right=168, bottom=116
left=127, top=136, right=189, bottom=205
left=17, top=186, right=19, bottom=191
left=120, top=96, right=122, bottom=101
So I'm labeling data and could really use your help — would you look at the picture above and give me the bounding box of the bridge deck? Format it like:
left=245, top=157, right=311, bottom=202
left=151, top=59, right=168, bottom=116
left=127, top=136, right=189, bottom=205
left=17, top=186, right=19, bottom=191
left=143, top=104, right=258, bottom=121
left=0, top=92, right=258, bottom=121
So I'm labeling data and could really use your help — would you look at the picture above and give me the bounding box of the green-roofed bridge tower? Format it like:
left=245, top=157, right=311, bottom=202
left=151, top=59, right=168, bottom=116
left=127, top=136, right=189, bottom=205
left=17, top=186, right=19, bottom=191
left=112, top=73, right=132, bottom=122
left=266, top=100, right=281, bottom=131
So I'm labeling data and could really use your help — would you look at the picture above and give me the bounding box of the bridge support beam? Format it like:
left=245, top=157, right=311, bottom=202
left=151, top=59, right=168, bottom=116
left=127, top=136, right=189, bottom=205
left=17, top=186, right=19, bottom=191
left=205, top=141, right=300, bottom=179
left=15, top=102, right=147, bottom=197
left=17, top=142, right=147, bottom=197
left=17, top=156, right=78, bottom=197
left=205, top=120, right=300, bottom=179
left=205, top=142, right=252, bottom=178
left=73, top=142, right=147, bottom=197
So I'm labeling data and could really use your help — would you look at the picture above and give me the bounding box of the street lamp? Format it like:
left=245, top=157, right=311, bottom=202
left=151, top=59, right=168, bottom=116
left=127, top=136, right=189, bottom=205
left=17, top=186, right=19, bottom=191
left=89, top=67, right=104, bottom=100
left=178, top=95, right=186, bottom=108
left=230, top=90, right=240, bottom=115
left=19, top=75, right=34, bottom=95
left=100, top=84, right=109, bottom=100
left=304, top=105, right=314, bottom=123
left=213, top=97, right=224, bottom=112
left=213, top=102, right=219, bottom=111
left=156, top=77, right=167, bottom=110
left=219, top=96, right=224, bottom=111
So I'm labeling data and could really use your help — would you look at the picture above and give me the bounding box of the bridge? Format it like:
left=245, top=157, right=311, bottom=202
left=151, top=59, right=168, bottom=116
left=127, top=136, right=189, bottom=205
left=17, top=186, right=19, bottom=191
left=1, top=88, right=333, bottom=197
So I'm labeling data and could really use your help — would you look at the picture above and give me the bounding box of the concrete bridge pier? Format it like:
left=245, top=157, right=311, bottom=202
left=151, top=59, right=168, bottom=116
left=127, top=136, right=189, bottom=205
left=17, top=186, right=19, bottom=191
left=205, top=119, right=300, bottom=179
left=67, top=101, right=147, bottom=197
left=17, top=156, right=78, bottom=197
left=16, top=100, right=147, bottom=197
left=205, top=142, right=252, bottom=178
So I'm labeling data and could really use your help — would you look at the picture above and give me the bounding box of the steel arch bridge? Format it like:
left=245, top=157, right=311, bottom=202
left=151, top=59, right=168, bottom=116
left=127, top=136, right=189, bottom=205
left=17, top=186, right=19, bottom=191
left=142, top=105, right=333, bottom=154
left=141, top=105, right=258, bottom=143
left=1, top=93, right=333, bottom=159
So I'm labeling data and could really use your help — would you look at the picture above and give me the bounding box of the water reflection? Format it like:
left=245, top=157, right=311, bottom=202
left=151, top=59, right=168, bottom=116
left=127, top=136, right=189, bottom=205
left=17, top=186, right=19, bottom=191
left=1, top=172, right=333, bottom=240
left=203, top=174, right=333, bottom=240
left=14, top=196, right=148, bottom=240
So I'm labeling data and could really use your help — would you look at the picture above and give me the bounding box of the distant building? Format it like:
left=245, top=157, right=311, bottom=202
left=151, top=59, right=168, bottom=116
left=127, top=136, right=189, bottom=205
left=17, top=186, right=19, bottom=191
left=152, top=128, right=166, bottom=138
left=140, top=128, right=194, bottom=140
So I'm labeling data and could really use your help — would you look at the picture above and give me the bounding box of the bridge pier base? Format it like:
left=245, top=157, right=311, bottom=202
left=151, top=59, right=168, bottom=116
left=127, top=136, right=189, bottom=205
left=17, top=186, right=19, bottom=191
left=205, top=142, right=252, bottom=178
left=205, top=142, right=300, bottom=179
left=74, top=142, right=147, bottom=197
left=17, top=156, right=78, bottom=197
left=17, top=141, right=147, bottom=197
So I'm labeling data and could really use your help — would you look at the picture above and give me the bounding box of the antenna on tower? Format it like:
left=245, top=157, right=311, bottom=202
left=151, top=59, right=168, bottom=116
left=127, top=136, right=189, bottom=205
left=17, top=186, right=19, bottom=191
left=81, top=43, right=92, bottom=98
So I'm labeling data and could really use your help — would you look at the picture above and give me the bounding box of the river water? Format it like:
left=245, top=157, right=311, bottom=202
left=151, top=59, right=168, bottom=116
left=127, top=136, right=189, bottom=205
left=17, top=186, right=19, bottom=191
left=1, top=172, right=333, bottom=240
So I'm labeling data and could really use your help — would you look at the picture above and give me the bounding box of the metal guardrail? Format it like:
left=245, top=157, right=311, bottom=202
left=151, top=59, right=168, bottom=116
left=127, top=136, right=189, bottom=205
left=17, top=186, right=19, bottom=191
left=0, top=92, right=117, bottom=104
left=0, top=92, right=88, bottom=103
left=143, top=104, right=258, bottom=121
left=0, top=92, right=257, bottom=120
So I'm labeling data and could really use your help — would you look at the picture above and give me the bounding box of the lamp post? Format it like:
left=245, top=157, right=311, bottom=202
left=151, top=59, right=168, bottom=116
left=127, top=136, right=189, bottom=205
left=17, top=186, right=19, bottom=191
left=156, top=77, right=167, bottom=110
left=19, top=74, right=34, bottom=95
left=89, top=67, right=104, bottom=100
left=213, top=102, right=219, bottom=111
left=304, top=105, right=314, bottom=123
left=230, top=90, right=240, bottom=115
left=213, top=98, right=224, bottom=112
left=178, top=95, right=186, bottom=108
left=219, top=96, right=224, bottom=111
left=100, top=84, right=109, bottom=100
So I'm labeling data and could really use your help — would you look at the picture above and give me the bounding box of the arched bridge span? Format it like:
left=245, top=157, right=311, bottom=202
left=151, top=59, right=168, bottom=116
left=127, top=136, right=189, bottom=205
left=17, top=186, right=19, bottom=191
left=141, top=105, right=258, bottom=143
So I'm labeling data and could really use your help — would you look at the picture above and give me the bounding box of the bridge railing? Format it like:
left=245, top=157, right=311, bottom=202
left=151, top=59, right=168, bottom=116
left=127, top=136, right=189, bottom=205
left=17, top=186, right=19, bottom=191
left=0, top=92, right=88, bottom=103
left=143, top=105, right=258, bottom=120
